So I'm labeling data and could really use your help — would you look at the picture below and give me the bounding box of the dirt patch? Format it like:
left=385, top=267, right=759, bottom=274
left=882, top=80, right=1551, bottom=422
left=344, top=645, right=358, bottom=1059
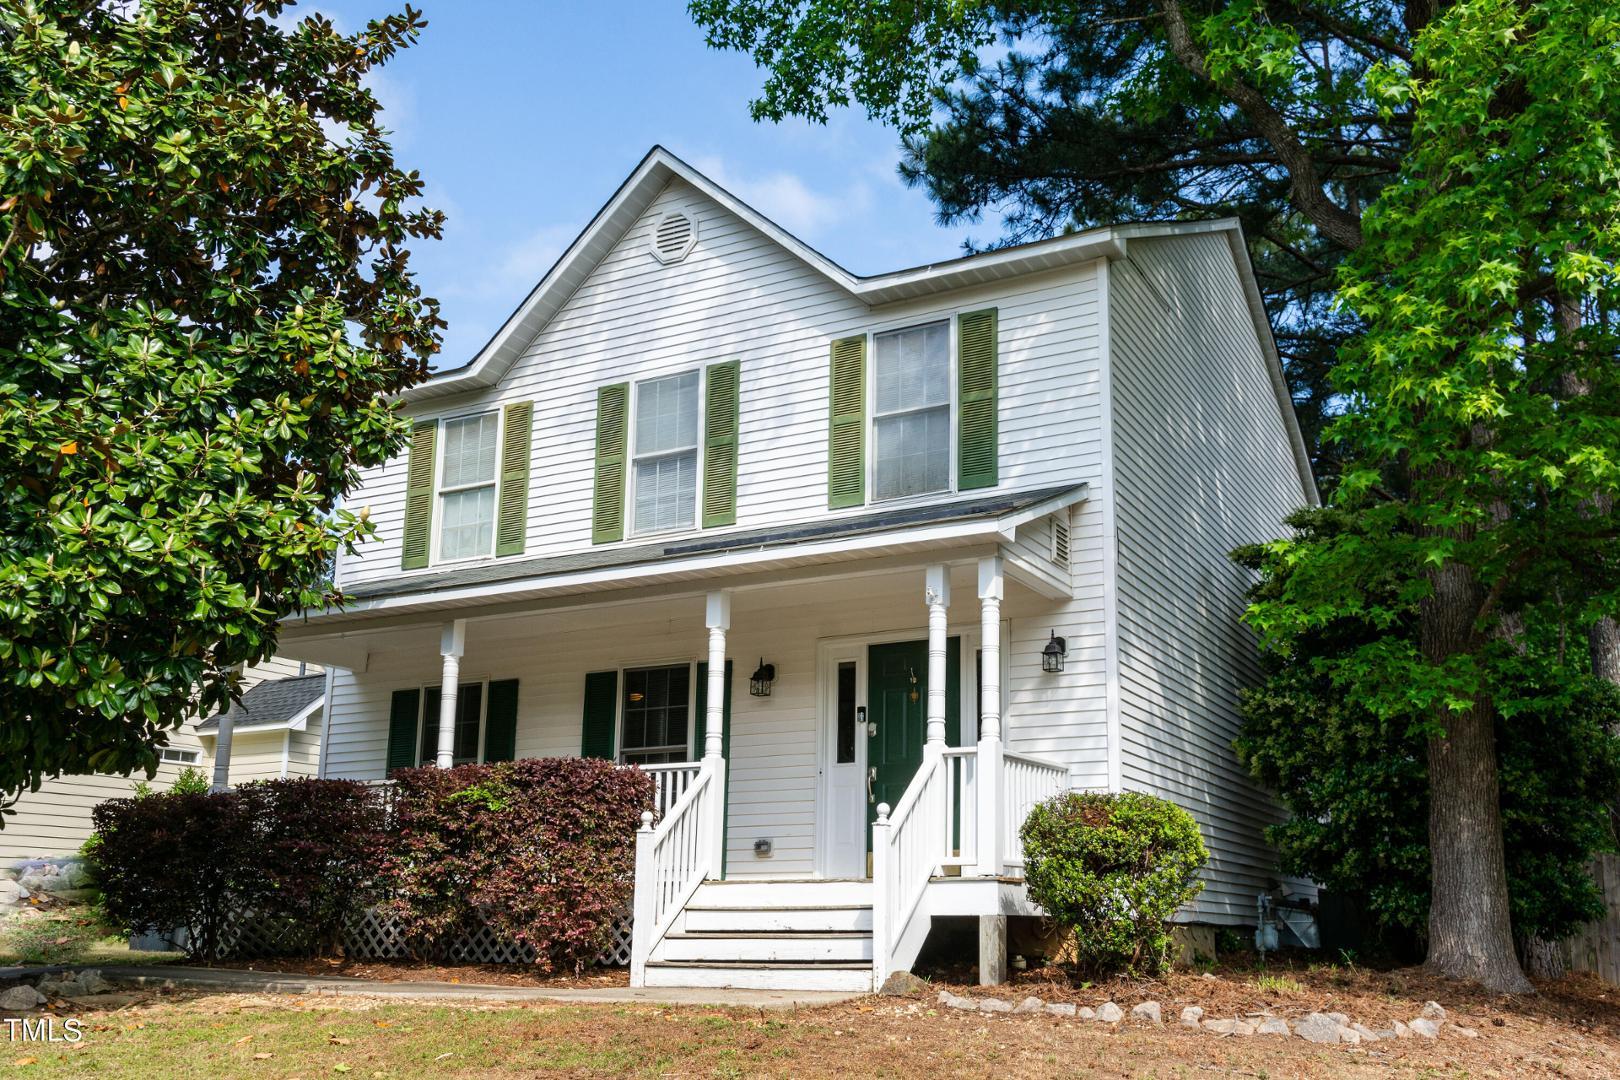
left=204, top=956, right=630, bottom=989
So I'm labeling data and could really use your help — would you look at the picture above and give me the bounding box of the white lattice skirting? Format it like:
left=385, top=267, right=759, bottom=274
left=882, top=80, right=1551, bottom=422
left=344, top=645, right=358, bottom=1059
left=216, top=907, right=634, bottom=968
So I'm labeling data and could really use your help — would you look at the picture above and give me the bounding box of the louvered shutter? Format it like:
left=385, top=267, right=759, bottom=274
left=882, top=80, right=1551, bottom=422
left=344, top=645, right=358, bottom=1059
left=418, top=686, right=442, bottom=766
left=702, top=361, right=740, bottom=528
left=484, top=679, right=519, bottom=762
left=401, top=420, right=437, bottom=569
left=385, top=689, right=420, bottom=774
left=591, top=384, right=629, bottom=544
left=827, top=336, right=866, bottom=508
left=957, top=308, right=999, bottom=490
left=496, top=402, right=532, bottom=556
left=580, top=670, right=618, bottom=760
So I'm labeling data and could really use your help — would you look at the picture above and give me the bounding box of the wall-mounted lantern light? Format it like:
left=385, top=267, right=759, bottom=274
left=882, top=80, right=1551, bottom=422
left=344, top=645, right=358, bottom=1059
left=1041, top=631, right=1067, bottom=673
left=749, top=658, right=777, bottom=697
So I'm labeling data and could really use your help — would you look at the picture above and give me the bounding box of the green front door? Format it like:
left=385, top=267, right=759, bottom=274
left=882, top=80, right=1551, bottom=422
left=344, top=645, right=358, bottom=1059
left=867, top=637, right=960, bottom=848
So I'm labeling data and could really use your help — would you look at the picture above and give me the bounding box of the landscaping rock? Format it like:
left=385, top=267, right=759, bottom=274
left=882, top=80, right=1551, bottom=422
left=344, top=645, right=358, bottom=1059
left=1392, top=1020, right=1410, bottom=1038
left=1293, top=1013, right=1346, bottom=1044
left=1179, top=1005, right=1204, bottom=1028
left=1449, top=1024, right=1480, bottom=1039
left=1408, top=1018, right=1440, bottom=1039
left=1256, top=1017, right=1290, bottom=1037
left=1014, top=996, right=1044, bottom=1014
left=0, top=879, right=21, bottom=904
left=1130, top=1001, right=1162, bottom=1025
left=1420, top=1001, right=1446, bottom=1021
left=1204, top=1018, right=1256, bottom=1036
left=0, top=985, right=45, bottom=1011
left=1337, top=1025, right=1362, bottom=1045
left=979, top=997, right=1013, bottom=1013
left=1096, top=1001, right=1124, bottom=1023
left=49, top=970, right=113, bottom=999
left=879, top=971, right=928, bottom=997
left=938, top=990, right=978, bottom=1011
left=1044, top=1002, right=1077, bottom=1018
left=1076, top=1006, right=1096, bottom=1020
left=1351, top=1023, right=1382, bottom=1042
left=1326, top=1011, right=1350, bottom=1025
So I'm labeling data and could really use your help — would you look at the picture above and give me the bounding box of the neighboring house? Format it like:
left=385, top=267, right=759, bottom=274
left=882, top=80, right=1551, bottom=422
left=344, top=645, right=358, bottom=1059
left=196, top=662, right=326, bottom=785
left=278, top=147, right=1317, bottom=990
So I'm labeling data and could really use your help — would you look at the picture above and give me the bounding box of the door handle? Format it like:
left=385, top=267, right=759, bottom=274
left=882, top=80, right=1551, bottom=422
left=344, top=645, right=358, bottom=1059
left=867, top=766, right=877, bottom=805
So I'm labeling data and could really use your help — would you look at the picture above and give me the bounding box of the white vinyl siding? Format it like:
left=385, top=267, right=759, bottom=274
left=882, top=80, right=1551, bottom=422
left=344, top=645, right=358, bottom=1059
left=1106, top=233, right=1313, bottom=923
left=871, top=321, right=951, bottom=502
left=438, top=413, right=499, bottom=561
left=631, top=371, right=700, bottom=534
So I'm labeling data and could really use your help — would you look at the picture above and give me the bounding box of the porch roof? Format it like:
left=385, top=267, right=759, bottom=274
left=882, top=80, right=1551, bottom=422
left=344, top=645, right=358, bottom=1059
left=292, top=483, right=1086, bottom=632
left=199, top=674, right=324, bottom=735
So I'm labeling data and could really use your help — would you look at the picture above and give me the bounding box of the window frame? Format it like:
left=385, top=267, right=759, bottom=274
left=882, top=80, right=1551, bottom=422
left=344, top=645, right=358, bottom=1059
left=158, top=747, right=200, bottom=765
left=864, top=317, right=958, bottom=505
left=431, top=408, right=505, bottom=565
left=626, top=369, right=706, bottom=539
left=612, top=658, right=700, bottom=765
left=409, top=678, right=489, bottom=766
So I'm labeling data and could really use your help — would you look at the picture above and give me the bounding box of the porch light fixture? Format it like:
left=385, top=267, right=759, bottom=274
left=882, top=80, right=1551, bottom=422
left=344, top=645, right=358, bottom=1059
left=749, top=658, right=777, bottom=697
left=1041, top=631, right=1067, bottom=673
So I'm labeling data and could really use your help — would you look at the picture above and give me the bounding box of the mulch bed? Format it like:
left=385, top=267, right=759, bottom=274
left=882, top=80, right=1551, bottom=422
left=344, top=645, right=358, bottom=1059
left=205, top=956, right=630, bottom=989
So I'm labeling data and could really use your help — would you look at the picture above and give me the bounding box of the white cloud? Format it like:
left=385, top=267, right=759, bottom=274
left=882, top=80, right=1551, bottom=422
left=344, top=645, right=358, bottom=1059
left=691, top=155, right=866, bottom=239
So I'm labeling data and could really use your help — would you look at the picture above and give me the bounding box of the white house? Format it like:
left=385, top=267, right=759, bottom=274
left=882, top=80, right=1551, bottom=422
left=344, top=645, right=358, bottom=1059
left=278, top=147, right=1317, bottom=991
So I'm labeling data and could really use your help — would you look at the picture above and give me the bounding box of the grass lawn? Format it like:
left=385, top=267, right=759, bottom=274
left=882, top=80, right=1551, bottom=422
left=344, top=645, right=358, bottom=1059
left=7, top=968, right=1620, bottom=1079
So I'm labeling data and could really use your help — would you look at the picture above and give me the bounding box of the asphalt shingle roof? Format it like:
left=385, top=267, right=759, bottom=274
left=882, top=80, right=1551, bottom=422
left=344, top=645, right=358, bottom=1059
left=200, top=673, right=324, bottom=732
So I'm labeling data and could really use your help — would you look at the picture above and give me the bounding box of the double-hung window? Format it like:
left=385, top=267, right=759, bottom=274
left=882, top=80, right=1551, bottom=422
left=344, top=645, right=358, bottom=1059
left=872, top=321, right=951, bottom=501
left=418, top=682, right=485, bottom=766
left=438, top=412, right=500, bottom=561
left=631, top=371, right=700, bottom=534
left=620, top=664, right=692, bottom=765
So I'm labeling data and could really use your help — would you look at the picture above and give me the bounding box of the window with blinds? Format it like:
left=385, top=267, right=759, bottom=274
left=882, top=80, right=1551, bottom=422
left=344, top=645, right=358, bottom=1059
left=632, top=371, right=700, bottom=534
left=438, top=412, right=500, bottom=560
left=872, top=321, right=951, bottom=501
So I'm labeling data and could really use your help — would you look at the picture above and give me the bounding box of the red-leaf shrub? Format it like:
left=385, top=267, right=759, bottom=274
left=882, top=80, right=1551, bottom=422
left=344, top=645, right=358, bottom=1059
left=90, top=790, right=258, bottom=961
left=379, top=758, right=653, bottom=971
left=234, top=779, right=389, bottom=955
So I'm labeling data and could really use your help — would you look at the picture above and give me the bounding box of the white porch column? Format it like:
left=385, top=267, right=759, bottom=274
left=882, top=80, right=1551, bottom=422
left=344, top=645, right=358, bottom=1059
left=435, top=620, right=467, bottom=769
left=703, top=592, right=731, bottom=760
left=924, top=565, right=950, bottom=747
left=976, top=557, right=1005, bottom=878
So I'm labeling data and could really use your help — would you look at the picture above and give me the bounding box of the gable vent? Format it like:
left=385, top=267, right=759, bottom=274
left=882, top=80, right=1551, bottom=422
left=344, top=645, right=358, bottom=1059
left=650, top=210, right=697, bottom=264
left=1050, top=515, right=1071, bottom=568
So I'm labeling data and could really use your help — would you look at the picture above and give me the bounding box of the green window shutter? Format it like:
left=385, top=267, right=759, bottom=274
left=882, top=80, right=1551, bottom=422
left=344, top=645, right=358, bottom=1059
left=693, top=660, right=733, bottom=875
left=385, top=689, right=421, bottom=774
left=418, top=686, right=442, bottom=766
left=827, top=335, right=866, bottom=508
left=591, top=383, right=629, bottom=544
left=496, top=402, right=533, bottom=557
left=581, top=670, right=618, bottom=760
left=702, top=361, right=740, bottom=528
left=401, top=420, right=438, bottom=569
left=484, top=679, right=520, bottom=762
left=957, top=308, right=999, bottom=490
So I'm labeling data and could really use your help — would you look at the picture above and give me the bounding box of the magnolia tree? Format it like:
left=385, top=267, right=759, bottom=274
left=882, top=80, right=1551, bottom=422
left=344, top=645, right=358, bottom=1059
left=0, top=1, right=442, bottom=807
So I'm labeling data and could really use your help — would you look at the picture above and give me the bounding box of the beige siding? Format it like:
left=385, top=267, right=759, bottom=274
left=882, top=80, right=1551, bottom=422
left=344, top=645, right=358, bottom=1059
left=1106, top=233, right=1312, bottom=922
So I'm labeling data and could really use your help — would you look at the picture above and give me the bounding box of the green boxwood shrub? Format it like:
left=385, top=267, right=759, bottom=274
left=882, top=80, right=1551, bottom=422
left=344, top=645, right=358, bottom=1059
left=1020, top=791, right=1209, bottom=976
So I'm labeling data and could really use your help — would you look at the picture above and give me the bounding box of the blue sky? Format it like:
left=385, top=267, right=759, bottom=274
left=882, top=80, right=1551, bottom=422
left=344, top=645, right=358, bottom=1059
left=299, top=2, right=1001, bottom=368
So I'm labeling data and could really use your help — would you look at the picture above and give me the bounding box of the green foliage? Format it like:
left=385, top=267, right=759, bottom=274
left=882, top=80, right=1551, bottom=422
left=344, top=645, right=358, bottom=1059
left=1020, top=791, right=1208, bottom=976
left=1, top=916, right=102, bottom=966
left=0, top=1, right=443, bottom=808
left=168, top=767, right=210, bottom=796
left=1236, top=509, right=1620, bottom=946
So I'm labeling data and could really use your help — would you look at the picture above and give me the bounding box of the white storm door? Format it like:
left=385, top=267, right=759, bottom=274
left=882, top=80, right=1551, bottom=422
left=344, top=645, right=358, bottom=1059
left=822, top=655, right=868, bottom=878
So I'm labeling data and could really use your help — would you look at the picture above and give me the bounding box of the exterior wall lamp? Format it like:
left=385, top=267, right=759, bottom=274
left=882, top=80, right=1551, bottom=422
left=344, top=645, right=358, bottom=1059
left=749, top=658, right=777, bottom=697
left=1041, top=631, right=1067, bottom=673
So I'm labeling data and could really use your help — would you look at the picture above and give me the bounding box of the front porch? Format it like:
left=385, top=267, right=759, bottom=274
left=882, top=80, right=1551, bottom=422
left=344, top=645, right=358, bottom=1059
left=286, top=534, right=1097, bottom=990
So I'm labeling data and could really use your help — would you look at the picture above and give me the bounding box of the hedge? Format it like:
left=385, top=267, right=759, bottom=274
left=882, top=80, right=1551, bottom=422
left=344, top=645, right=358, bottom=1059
left=89, top=760, right=654, bottom=969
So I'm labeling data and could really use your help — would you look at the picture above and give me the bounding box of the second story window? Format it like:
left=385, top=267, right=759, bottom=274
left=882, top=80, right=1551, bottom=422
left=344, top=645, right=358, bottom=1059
left=872, top=321, right=951, bottom=501
left=438, top=412, right=500, bottom=560
left=632, top=371, right=700, bottom=534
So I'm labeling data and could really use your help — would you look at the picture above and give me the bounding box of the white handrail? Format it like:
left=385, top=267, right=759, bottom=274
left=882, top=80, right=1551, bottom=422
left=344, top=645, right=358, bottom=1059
left=872, top=749, right=947, bottom=987
left=629, top=759, right=720, bottom=985
left=1001, top=750, right=1069, bottom=870
left=638, top=761, right=703, bottom=820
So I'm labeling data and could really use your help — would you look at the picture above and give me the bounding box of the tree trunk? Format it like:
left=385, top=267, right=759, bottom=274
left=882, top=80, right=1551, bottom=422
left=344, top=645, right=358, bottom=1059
left=1522, top=936, right=1567, bottom=981
left=1592, top=617, right=1620, bottom=685
left=1421, top=559, right=1536, bottom=993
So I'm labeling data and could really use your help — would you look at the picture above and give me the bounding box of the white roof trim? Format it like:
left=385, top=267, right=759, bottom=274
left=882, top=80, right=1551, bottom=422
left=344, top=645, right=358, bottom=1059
left=202, top=695, right=323, bottom=737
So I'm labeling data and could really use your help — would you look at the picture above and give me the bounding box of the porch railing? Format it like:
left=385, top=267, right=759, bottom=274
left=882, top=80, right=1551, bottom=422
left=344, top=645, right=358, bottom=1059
left=629, top=757, right=724, bottom=985
left=940, top=747, right=978, bottom=870
left=1000, top=750, right=1070, bottom=871
left=639, top=762, right=703, bottom=820
left=871, top=748, right=947, bottom=988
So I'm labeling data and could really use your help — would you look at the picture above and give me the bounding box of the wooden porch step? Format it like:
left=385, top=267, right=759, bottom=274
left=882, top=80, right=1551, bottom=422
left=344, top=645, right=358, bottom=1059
left=659, top=931, right=872, bottom=963
left=691, top=879, right=871, bottom=908
left=682, top=905, right=873, bottom=933
left=643, top=960, right=873, bottom=992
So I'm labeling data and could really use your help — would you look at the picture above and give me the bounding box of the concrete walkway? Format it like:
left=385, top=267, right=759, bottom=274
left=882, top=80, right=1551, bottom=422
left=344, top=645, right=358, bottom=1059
left=1, top=964, right=861, bottom=1009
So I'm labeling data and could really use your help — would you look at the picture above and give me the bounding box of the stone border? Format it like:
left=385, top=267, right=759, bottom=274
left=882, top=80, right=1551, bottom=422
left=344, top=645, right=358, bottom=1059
left=936, top=991, right=1480, bottom=1044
